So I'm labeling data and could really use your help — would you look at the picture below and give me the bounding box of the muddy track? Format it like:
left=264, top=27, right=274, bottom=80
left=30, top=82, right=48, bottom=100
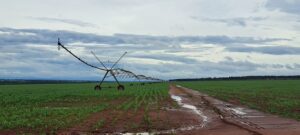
left=169, top=85, right=256, bottom=135
left=173, top=85, right=300, bottom=135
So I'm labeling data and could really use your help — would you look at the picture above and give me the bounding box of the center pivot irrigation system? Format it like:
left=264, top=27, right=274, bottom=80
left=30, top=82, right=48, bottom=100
left=57, top=38, right=164, bottom=90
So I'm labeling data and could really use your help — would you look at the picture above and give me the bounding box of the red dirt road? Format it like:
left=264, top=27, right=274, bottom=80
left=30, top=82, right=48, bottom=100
left=172, top=85, right=300, bottom=135
left=169, top=85, right=255, bottom=135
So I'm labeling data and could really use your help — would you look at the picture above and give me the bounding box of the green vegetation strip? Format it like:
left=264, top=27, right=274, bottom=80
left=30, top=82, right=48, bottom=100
left=177, top=80, right=300, bottom=121
left=0, top=82, right=168, bottom=133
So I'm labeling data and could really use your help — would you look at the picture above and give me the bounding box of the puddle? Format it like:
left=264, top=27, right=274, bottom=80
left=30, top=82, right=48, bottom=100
left=171, top=95, right=209, bottom=128
left=227, top=107, right=246, bottom=115
left=123, top=86, right=210, bottom=135
left=176, top=85, right=182, bottom=88
left=122, top=95, right=209, bottom=135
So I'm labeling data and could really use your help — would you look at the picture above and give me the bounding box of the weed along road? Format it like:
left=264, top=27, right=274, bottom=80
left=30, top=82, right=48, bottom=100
left=170, top=85, right=300, bottom=135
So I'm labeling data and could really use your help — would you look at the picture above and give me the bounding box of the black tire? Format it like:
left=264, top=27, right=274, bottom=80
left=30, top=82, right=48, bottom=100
left=94, top=85, right=101, bottom=90
left=117, top=85, right=125, bottom=91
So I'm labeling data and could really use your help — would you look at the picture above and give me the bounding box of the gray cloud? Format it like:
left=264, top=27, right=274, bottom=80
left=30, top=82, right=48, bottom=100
left=191, top=16, right=266, bottom=27
left=0, top=28, right=289, bottom=46
left=1, top=43, right=266, bottom=80
left=227, top=46, right=300, bottom=55
left=294, top=64, right=300, bottom=69
left=0, top=42, right=265, bottom=80
left=127, top=58, right=299, bottom=79
left=123, top=59, right=262, bottom=79
left=30, top=17, right=98, bottom=28
left=128, top=54, right=197, bottom=64
left=266, top=0, right=300, bottom=15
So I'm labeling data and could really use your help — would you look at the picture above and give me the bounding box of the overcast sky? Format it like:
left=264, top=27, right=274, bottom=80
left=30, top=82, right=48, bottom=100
left=0, top=0, right=300, bottom=80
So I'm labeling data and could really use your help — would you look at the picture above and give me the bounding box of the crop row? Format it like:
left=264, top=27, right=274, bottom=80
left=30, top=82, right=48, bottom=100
left=0, top=82, right=168, bottom=133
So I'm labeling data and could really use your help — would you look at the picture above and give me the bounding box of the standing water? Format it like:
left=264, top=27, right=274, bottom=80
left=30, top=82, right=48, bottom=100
left=170, top=95, right=209, bottom=128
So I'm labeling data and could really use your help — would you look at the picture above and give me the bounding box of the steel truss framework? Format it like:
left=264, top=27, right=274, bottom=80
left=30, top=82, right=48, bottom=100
left=57, top=38, right=164, bottom=90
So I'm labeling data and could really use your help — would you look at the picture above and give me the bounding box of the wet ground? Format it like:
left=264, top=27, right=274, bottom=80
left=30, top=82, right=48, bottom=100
left=168, top=85, right=255, bottom=135
left=172, top=85, right=300, bottom=135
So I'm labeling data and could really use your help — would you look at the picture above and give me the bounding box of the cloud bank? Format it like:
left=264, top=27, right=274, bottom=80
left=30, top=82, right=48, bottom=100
left=0, top=27, right=299, bottom=80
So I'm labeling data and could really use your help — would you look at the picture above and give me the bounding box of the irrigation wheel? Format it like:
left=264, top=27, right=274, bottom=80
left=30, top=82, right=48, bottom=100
left=117, top=85, right=125, bottom=91
left=94, top=85, right=101, bottom=90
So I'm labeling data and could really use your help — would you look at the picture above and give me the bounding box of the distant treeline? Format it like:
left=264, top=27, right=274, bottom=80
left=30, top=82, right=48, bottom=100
left=170, top=75, right=300, bottom=82
left=2, top=75, right=300, bottom=84
left=0, top=79, right=97, bottom=85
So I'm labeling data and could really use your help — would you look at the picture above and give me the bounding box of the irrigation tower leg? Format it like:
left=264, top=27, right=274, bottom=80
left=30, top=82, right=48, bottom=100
left=110, top=71, right=125, bottom=91
left=100, top=71, right=109, bottom=86
left=95, top=71, right=109, bottom=90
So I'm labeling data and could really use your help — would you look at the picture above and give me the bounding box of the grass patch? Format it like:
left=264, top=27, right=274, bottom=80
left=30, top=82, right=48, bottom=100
left=177, top=80, right=300, bottom=121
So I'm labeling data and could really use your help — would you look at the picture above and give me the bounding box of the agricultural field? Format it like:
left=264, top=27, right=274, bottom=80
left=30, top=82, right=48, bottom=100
left=177, top=80, right=300, bottom=121
left=1, top=80, right=300, bottom=134
left=0, top=82, right=170, bottom=134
